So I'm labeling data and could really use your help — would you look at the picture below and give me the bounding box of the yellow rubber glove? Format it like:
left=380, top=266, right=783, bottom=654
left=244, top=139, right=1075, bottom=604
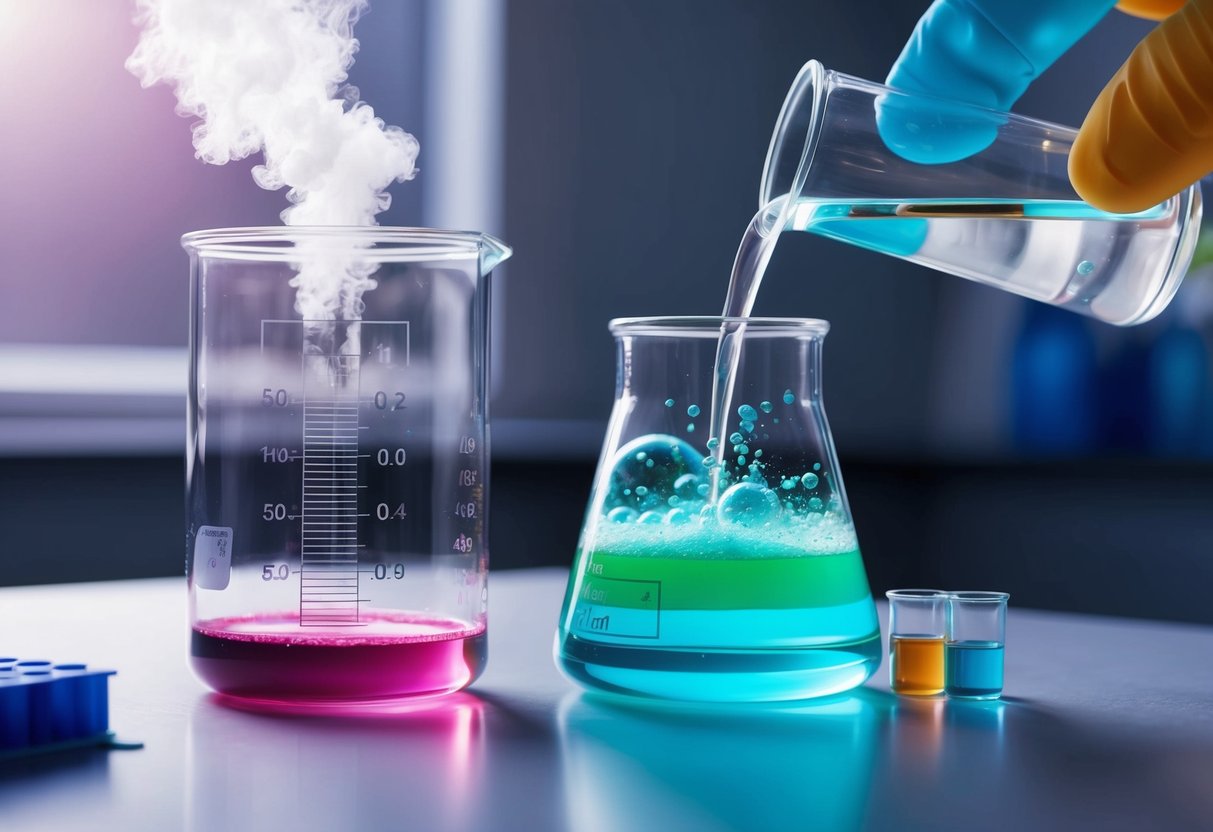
left=1071, top=0, right=1213, bottom=212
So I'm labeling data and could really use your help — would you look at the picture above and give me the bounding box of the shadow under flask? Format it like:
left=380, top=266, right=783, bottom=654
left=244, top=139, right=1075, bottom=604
left=554, top=316, right=881, bottom=702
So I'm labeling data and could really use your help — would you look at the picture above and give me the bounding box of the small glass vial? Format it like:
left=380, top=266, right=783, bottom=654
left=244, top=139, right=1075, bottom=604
left=886, top=590, right=947, bottom=696
left=945, top=592, right=1010, bottom=700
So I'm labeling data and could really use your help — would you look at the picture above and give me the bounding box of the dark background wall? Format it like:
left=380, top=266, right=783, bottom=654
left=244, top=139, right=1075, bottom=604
left=3, top=2, right=1212, bottom=627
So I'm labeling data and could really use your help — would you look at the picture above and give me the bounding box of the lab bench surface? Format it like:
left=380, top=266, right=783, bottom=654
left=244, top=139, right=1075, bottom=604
left=1, top=571, right=1211, bottom=832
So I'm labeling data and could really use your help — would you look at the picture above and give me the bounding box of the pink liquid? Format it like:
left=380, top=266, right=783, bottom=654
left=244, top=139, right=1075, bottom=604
left=191, top=612, right=487, bottom=703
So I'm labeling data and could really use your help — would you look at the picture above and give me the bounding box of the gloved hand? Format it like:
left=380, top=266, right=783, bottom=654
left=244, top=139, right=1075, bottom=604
left=887, top=0, right=1213, bottom=213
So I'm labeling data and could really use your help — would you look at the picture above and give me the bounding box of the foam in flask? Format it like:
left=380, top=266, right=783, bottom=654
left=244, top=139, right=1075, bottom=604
left=554, top=317, right=881, bottom=702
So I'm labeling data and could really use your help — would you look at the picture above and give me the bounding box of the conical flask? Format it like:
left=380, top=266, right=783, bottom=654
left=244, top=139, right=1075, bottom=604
left=555, top=317, right=881, bottom=702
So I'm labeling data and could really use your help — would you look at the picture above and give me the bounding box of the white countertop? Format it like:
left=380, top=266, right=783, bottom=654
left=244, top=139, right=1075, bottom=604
left=2, top=570, right=1212, bottom=831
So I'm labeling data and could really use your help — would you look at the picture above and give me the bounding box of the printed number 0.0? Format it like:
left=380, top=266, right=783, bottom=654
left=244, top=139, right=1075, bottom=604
left=377, top=448, right=407, bottom=466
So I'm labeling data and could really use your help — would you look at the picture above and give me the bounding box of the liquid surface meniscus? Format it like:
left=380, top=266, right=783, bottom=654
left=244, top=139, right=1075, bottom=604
left=945, top=640, right=1005, bottom=699
left=889, top=634, right=945, bottom=696
left=192, top=612, right=486, bottom=703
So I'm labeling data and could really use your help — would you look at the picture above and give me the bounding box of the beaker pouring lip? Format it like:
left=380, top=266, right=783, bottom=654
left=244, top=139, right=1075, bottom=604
left=609, top=316, right=830, bottom=338
left=760, top=58, right=828, bottom=210
left=181, top=226, right=511, bottom=267
left=948, top=591, right=1011, bottom=603
left=886, top=589, right=948, bottom=600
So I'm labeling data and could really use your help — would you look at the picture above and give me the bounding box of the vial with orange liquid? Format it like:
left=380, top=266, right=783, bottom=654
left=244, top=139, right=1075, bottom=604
left=886, top=590, right=947, bottom=696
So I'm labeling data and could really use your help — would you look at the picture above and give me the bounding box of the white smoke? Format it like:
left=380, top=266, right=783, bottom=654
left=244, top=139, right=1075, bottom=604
left=126, top=0, right=419, bottom=324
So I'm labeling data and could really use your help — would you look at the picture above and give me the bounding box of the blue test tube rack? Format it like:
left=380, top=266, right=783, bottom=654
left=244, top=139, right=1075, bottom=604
left=0, top=657, right=142, bottom=758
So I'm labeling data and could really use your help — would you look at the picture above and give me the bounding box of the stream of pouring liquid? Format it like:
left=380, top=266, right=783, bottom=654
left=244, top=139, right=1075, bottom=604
left=706, top=198, right=789, bottom=501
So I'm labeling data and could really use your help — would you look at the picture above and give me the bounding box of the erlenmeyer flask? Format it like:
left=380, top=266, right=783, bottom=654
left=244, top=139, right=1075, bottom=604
left=554, top=317, right=881, bottom=702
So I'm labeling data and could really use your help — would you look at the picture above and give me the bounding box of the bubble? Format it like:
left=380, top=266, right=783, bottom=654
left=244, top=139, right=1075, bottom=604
left=703, top=456, right=717, bottom=468
left=717, top=482, right=781, bottom=528
left=729, top=432, right=744, bottom=445
left=664, top=398, right=675, bottom=408
left=733, top=443, right=749, bottom=455
left=737, top=404, right=758, bottom=422
left=808, top=497, right=824, bottom=511
left=813, top=462, right=822, bottom=471
left=664, top=507, right=692, bottom=525
left=696, top=483, right=710, bottom=497
left=738, top=455, right=747, bottom=466
left=687, top=404, right=701, bottom=418
left=780, top=478, right=796, bottom=491
left=801, top=472, right=819, bottom=489
left=754, top=449, right=763, bottom=458
left=740, top=420, right=755, bottom=433
left=637, top=510, right=664, bottom=525
left=606, top=506, right=638, bottom=523
left=608, top=434, right=707, bottom=507
left=674, top=473, right=700, bottom=498
left=773, top=418, right=780, bottom=424
left=760, top=401, right=773, bottom=413
left=686, top=423, right=695, bottom=433
left=667, top=495, right=680, bottom=507
left=707, top=437, right=720, bottom=450
left=1076, top=259, right=1095, bottom=276
left=783, top=390, right=795, bottom=405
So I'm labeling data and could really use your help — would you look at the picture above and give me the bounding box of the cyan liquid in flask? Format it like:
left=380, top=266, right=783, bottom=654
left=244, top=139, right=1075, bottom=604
left=555, top=317, right=881, bottom=703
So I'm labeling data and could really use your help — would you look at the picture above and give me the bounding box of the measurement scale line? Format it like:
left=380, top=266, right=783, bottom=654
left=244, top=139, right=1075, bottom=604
left=298, top=621, right=367, bottom=626
left=300, top=353, right=364, bottom=626
left=297, top=599, right=370, bottom=604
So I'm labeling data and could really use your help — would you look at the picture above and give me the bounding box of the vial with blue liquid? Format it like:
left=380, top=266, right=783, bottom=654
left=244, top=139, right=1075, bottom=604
left=945, top=592, right=1009, bottom=700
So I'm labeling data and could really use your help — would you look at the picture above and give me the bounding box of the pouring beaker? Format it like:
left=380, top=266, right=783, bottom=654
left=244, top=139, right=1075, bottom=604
left=183, top=227, right=510, bottom=703
left=554, top=317, right=881, bottom=702
left=761, top=60, right=1202, bottom=326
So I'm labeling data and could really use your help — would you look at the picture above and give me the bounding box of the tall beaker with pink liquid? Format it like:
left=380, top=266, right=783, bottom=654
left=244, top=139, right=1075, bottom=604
left=183, top=227, right=509, bottom=704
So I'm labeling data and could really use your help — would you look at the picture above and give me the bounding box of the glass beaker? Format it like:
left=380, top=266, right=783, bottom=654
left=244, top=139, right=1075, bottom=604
left=886, top=589, right=947, bottom=696
left=945, top=591, right=1010, bottom=700
left=761, top=60, right=1203, bottom=326
left=183, top=227, right=510, bottom=703
left=554, top=317, right=881, bottom=702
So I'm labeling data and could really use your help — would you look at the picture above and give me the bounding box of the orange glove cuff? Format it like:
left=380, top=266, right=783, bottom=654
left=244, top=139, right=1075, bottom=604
left=1071, top=0, right=1213, bottom=212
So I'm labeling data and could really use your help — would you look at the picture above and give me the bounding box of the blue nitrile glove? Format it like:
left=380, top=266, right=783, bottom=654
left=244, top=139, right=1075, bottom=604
left=887, top=0, right=1213, bottom=213
left=880, top=0, right=1116, bottom=164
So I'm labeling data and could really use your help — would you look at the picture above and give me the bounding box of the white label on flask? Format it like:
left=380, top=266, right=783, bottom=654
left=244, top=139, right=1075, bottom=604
left=193, top=526, right=233, bottom=590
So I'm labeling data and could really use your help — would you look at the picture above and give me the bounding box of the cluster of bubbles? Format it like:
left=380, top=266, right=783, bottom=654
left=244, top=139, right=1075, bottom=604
left=602, top=390, right=838, bottom=532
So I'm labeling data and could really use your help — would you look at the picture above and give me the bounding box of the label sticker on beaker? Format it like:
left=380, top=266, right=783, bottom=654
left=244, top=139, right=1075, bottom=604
left=573, top=576, right=661, bottom=639
left=193, top=526, right=233, bottom=591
